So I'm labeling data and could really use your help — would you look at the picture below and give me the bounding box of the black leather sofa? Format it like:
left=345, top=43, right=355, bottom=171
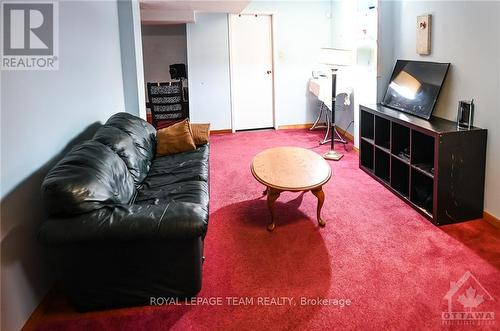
left=39, top=112, right=209, bottom=310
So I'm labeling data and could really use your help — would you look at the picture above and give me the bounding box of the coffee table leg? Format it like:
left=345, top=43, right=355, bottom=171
left=263, top=187, right=268, bottom=196
left=266, top=188, right=280, bottom=231
left=311, top=187, right=326, bottom=227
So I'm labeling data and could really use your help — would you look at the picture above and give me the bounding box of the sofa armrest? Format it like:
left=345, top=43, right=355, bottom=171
left=38, top=201, right=208, bottom=245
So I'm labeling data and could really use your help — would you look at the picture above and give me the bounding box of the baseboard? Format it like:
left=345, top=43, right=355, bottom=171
left=278, top=123, right=355, bottom=144
left=278, top=123, right=314, bottom=130
left=212, top=125, right=356, bottom=140
left=335, top=126, right=354, bottom=143
left=483, top=211, right=500, bottom=229
left=210, top=129, right=232, bottom=135
left=279, top=123, right=356, bottom=151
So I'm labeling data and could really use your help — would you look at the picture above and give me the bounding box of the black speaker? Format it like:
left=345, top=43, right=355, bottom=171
left=457, top=99, right=474, bottom=130
left=169, top=63, right=186, bottom=80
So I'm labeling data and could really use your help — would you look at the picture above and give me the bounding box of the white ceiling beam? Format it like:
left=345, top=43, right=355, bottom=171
left=140, top=0, right=250, bottom=24
left=141, top=9, right=195, bottom=25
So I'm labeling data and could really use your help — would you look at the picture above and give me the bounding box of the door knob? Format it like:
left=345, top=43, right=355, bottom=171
left=266, top=70, right=272, bottom=74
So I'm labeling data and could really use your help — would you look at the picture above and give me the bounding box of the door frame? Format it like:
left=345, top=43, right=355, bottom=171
left=228, top=12, right=277, bottom=132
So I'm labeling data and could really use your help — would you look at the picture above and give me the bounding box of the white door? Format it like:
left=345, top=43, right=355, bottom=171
left=230, top=14, right=274, bottom=131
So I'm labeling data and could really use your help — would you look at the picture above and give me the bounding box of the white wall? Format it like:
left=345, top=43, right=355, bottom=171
left=187, top=13, right=233, bottom=130
left=378, top=0, right=500, bottom=218
left=118, top=0, right=147, bottom=119
left=243, top=1, right=332, bottom=127
left=330, top=0, right=356, bottom=138
left=186, top=2, right=332, bottom=130
left=376, top=0, right=394, bottom=102
left=142, top=24, right=187, bottom=86
left=0, top=1, right=140, bottom=330
left=331, top=0, right=379, bottom=146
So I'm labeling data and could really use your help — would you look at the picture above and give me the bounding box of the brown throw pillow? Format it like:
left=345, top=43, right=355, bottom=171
left=190, top=123, right=210, bottom=145
left=156, top=119, right=196, bottom=156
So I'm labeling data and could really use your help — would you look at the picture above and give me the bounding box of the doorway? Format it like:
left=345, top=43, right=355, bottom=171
left=141, top=24, right=189, bottom=124
left=229, top=14, right=275, bottom=131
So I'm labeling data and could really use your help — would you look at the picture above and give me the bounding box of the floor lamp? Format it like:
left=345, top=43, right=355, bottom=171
left=318, top=48, right=353, bottom=161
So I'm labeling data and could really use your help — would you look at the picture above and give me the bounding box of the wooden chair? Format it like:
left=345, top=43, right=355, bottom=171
left=146, top=81, right=188, bottom=129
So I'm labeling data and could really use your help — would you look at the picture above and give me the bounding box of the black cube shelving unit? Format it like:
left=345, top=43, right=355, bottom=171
left=359, top=104, right=487, bottom=225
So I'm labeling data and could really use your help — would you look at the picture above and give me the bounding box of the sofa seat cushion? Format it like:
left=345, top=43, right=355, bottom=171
left=39, top=200, right=208, bottom=244
left=136, top=180, right=209, bottom=207
left=142, top=145, right=209, bottom=188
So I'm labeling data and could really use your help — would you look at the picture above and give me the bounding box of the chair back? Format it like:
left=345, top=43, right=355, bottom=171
left=147, top=81, right=188, bottom=128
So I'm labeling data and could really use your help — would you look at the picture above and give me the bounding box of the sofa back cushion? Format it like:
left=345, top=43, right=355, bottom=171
left=93, top=125, right=149, bottom=185
left=190, top=123, right=211, bottom=145
left=42, top=140, right=136, bottom=216
left=104, top=112, right=156, bottom=168
left=156, top=119, right=196, bottom=156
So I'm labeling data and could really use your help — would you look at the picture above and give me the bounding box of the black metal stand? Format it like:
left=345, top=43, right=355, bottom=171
left=331, top=72, right=337, bottom=150
left=323, top=71, right=346, bottom=160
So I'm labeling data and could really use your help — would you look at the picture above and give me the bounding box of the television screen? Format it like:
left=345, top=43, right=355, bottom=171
left=382, top=60, right=450, bottom=120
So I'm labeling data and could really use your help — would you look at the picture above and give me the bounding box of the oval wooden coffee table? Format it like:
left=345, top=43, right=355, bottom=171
left=251, top=147, right=332, bottom=231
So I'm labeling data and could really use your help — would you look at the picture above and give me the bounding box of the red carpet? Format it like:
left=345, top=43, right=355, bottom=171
left=34, top=129, right=500, bottom=330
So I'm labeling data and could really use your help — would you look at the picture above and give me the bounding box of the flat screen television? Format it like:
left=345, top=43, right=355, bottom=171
left=382, top=60, right=450, bottom=120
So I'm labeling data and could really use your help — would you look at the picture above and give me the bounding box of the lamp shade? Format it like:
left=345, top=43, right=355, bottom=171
left=318, top=48, right=352, bottom=66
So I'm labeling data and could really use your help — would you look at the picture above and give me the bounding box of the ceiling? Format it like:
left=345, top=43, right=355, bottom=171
left=140, top=0, right=251, bottom=25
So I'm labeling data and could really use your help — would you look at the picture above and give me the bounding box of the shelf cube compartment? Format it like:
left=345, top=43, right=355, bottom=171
left=391, top=122, right=410, bottom=161
left=375, top=148, right=390, bottom=183
left=361, top=110, right=374, bottom=140
left=360, top=139, right=374, bottom=171
left=375, top=116, right=391, bottom=150
left=411, top=130, right=435, bottom=170
left=391, top=157, right=410, bottom=198
left=411, top=168, right=434, bottom=216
